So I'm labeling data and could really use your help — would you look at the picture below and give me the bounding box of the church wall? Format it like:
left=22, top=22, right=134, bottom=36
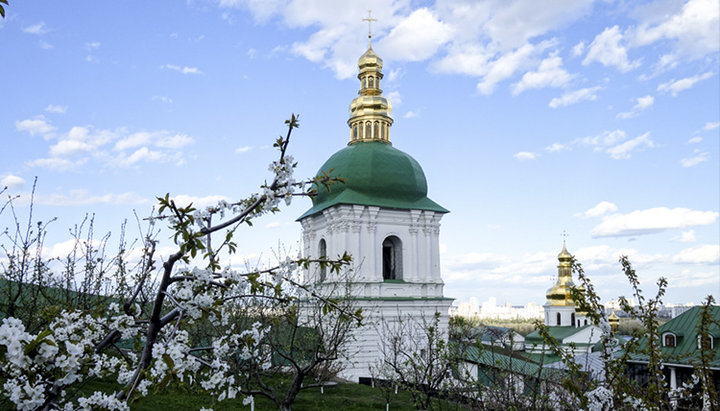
left=299, top=204, right=450, bottom=382
left=300, top=204, right=444, bottom=298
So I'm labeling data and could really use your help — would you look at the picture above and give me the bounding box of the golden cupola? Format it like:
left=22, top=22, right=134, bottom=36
left=608, top=310, right=620, bottom=332
left=546, top=243, right=576, bottom=306
left=347, top=45, right=394, bottom=144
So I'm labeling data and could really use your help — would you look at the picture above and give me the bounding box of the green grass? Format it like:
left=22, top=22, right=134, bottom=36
left=60, top=378, right=469, bottom=410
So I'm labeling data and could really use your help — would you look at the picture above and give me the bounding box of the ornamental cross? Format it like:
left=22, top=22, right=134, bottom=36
left=561, top=229, right=568, bottom=245
left=362, top=10, right=378, bottom=46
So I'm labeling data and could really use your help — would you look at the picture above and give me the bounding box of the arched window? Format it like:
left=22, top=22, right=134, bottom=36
left=365, top=122, right=371, bottom=139
left=379, top=122, right=385, bottom=139
left=556, top=313, right=561, bottom=326
left=373, top=121, right=379, bottom=139
left=584, top=319, right=588, bottom=326
left=382, top=236, right=402, bottom=280
left=368, top=76, right=374, bottom=88
left=362, top=77, right=367, bottom=89
left=318, top=239, right=327, bottom=281
left=698, top=335, right=714, bottom=350
left=571, top=313, right=576, bottom=327
left=663, top=333, right=676, bottom=347
left=353, top=125, right=358, bottom=140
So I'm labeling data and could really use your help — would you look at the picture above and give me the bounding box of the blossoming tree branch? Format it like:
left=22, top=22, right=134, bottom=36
left=0, top=114, right=360, bottom=410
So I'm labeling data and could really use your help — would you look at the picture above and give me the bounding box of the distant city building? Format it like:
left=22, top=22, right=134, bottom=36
left=450, top=297, right=543, bottom=320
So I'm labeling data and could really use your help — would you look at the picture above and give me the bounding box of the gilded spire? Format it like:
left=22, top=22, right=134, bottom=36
left=347, top=13, right=393, bottom=145
left=546, top=242, right=576, bottom=306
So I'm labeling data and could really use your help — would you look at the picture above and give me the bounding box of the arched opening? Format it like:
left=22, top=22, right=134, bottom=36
left=698, top=335, right=713, bottom=350
left=368, top=76, right=374, bottom=88
left=663, top=333, right=676, bottom=347
left=382, top=236, right=402, bottom=280
left=584, top=319, right=588, bottom=326
left=556, top=313, right=561, bottom=326
left=571, top=313, right=576, bottom=327
left=353, top=125, right=358, bottom=140
left=318, top=239, right=327, bottom=282
left=365, top=122, right=371, bottom=139
left=373, top=121, right=379, bottom=139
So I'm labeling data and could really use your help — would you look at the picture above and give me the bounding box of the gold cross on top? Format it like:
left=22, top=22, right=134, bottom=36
left=561, top=230, right=569, bottom=244
left=362, top=10, right=378, bottom=46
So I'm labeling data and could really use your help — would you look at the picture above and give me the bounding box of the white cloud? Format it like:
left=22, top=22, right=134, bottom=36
left=35, top=190, right=148, bottom=206
left=688, top=137, right=702, bottom=144
left=27, top=158, right=86, bottom=171
left=590, top=207, right=719, bottom=238
left=571, top=41, right=585, bottom=57
left=1, top=174, right=25, bottom=189
left=545, top=142, right=569, bottom=152
left=152, top=96, right=173, bottom=104
left=15, top=115, right=56, bottom=137
left=23, top=119, right=193, bottom=170
left=672, top=244, right=720, bottom=264
left=677, top=230, right=696, bottom=243
left=404, top=111, right=418, bottom=119
left=548, top=86, right=603, bottom=108
left=632, top=0, right=720, bottom=60
left=118, top=147, right=165, bottom=166
left=156, top=134, right=193, bottom=149
left=113, top=131, right=192, bottom=151
left=45, top=104, right=67, bottom=114
left=475, top=42, right=550, bottom=95
left=50, top=139, right=95, bottom=157
left=385, top=91, right=402, bottom=106
left=617, top=95, right=654, bottom=119
left=23, top=22, right=48, bottom=35
left=380, top=8, right=452, bottom=62
left=703, top=121, right=719, bottom=130
left=163, top=64, right=203, bottom=75
left=583, top=26, right=640, bottom=72
left=85, top=41, right=101, bottom=50
left=39, top=41, right=53, bottom=50
left=575, top=129, right=627, bottom=147
left=606, top=132, right=653, bottom=159
left=657, top=72, right=713, bottom=96
left=513, top=151, right=537, bottom=161
left=680, top=151, right=708, bottom=167
left=512, top=55, right=573, bottom=95
left=235, top=146, right=252, bottom=154
left=583, top=201, right=618, bottom=218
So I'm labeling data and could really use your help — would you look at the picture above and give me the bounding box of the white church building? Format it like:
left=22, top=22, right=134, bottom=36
left=524, top=243, right=603, bottom=355
left=297, top=43, right=453, bottom=382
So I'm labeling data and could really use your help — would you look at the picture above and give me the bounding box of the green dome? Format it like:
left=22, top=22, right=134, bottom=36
left=299, top=142, right=448, bottom=219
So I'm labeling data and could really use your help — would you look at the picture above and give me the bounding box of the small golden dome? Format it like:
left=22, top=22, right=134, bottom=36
left=558, top=243, right=572, bottom=261
left=546, top=243, right=576, bottom=306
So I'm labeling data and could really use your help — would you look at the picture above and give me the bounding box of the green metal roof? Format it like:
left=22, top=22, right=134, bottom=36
left=627, top=305, right=720, bottom=368
left=299, top=141, right=448, bottom=219
left=525, top=325, right=594, bottom=343
left=461, top=344, right=564, bottom=381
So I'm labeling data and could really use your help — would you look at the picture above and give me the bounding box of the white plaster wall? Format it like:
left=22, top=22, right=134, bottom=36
left=544, top=304, right=576, bottom=327
left=337, top=298, right=453, bottom=382
left=300, top=205, right=445, bottom=298
left=299, top=204, right=451, bottom=382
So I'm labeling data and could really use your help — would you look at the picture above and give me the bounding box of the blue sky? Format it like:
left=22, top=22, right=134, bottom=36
left=1, top=0, right=718, bottom=306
